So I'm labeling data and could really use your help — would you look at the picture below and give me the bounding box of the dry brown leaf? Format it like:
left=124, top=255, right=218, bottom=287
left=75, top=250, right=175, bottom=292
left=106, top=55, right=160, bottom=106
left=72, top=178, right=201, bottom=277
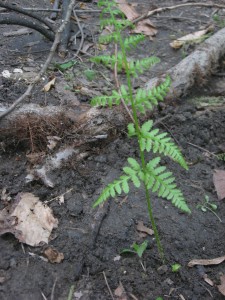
left=43, top=77, right=56, bottom=92
left=204, top=276, right=214, bottom=286
left=0, top=193, right=58, bottom=246
left=136, top=220, right=154, bottom=236
left=43, top=246, right=64, bottom=263
left=170, top=26, right=213, bottom=49
left=188, top=255, right=225, bottom=267
left=218, top=274, right=225, bottom=296
left=213, top=169, right=225, bottom=200
left=114, top=282, right=128, bottom=300
left=115, top=0, right=157, bottom=37
left=47, top=136, right=61, bottom=150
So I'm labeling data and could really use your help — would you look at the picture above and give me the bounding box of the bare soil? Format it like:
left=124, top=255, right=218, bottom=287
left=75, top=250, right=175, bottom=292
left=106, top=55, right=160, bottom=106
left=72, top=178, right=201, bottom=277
left=1, top=1, right=225, bottom=300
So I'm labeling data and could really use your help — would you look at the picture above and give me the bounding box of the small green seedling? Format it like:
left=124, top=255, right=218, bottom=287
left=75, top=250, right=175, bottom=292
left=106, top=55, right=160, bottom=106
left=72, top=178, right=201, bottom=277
left=197, top=195, right=222, bottom=222
left=156, top=298, right=163, bottom=300
left=54, top=60, right=77, bottom=72
left=121, top=240, right=148, bottom=258
left=171, top=263, right=181, bottom=273
left=213, top=14, right=225, bottom=28
left=84, top=69, right=96, bottom=81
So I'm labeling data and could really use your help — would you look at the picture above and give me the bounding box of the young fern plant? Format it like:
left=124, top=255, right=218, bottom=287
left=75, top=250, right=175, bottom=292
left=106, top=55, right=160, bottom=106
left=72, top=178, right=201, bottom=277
left=91, top=0, right=191, bottom=262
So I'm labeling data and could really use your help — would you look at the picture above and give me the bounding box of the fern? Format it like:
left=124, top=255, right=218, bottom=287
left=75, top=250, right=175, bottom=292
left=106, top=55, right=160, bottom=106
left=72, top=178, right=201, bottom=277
left=91, top=0, right=190, bottom=262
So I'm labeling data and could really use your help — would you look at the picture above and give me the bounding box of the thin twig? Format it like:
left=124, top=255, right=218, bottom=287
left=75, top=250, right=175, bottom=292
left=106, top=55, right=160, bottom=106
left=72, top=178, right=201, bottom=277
left=50, top=0, right=60, bottom=19
left=0, top=0, right=76, bottom=120
left=50, top=278, right=57, bottom=300
left=132, top=3, right=225, bottom=25
left=72, top=8, right=85, bottom=57
left=187, top=142, right=217, bottom=157
left=103, top=271, right=115, bottom=300
left=24, top=8, right=60, bottom=12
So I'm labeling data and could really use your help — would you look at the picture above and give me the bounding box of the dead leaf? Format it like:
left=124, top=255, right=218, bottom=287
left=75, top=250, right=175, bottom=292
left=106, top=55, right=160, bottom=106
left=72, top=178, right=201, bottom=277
left=43, top=246, right=64, bottom=263
left=188, top=255, right=225, bottom=267
left=218, top=274, right=225, bottom=296
left=58, top=195, right=64, bottom=205
left=213, top=169, right=225, bottom=200
left=47, top=136, right=61, bottom=150
left=114, top=282, right=128, bottom=300
left=115, top=0, right=157, bottom=37
left=204, top=276, right=214, bottom=286
left=136, top=220, right=154, bottom=235
left=43, top=77, right=56, bottom=92
left=0, top=193, right=58, bottom=246
left=170, top=26, right=213, bottom=49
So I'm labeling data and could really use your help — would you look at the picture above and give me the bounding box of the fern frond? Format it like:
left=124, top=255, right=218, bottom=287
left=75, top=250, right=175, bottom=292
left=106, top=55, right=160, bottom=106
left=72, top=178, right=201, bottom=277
left=93, top=158, right=142, bottom=207
left=144, top=158, right=190, bottom=213
left=124, top=35, right=145, bottom=50
left=91, top=90, right=121, bottom=107
left=91, top=53, right=124, bottom=72
left=99, top=32, right=119, bottom=44
left=129, top=56, right=160, bottom=77
left=138, top=121, right=188, bottom=169
left=134, top=76, right=171, bottom=113
left=98, top=0, right=116, bottom=8
left=100, top=19, right=132, bottom=30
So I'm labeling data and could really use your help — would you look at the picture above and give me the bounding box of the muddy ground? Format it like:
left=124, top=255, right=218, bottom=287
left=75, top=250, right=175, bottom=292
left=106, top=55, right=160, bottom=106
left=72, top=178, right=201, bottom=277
left=1, top=1, right=225, bottom=299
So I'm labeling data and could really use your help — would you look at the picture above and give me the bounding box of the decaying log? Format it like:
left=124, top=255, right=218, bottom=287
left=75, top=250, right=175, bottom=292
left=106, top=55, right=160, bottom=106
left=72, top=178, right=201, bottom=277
left=0, top=14, right=55, bottom=41
left=145, top=27, right=225, bottom=99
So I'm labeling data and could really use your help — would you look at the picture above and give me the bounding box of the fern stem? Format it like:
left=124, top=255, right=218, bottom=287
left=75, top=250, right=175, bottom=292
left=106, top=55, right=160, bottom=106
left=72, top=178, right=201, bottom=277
left=113, top=14, right=165, bottom=262
left=144, top=185, right=165, bottom=262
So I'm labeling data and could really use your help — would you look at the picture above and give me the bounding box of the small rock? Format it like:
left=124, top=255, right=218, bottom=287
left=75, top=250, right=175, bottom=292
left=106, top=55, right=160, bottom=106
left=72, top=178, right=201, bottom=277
left=157, top=265, right=168, bottom=275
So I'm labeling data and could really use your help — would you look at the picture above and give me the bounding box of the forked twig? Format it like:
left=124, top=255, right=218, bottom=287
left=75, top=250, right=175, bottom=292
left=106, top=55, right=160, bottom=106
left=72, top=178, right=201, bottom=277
left=132, top=2, right=225, bottom=25
left=103, top=271, right=115, bottom=300
left=0, top=0, right=76, bottom=120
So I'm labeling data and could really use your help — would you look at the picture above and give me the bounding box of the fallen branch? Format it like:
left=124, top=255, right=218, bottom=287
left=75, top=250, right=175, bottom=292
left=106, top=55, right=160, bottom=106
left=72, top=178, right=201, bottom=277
left=0, top=1, right=55, bottom=31
left=145, top=27, right=225, bottom=99
left=0, top=14, right=54, bottom=41
left=0, top=0, right=76, bottom=120
left=132, top=2, right=225, bottom=25
left=58, top=0, right=71, bottom=57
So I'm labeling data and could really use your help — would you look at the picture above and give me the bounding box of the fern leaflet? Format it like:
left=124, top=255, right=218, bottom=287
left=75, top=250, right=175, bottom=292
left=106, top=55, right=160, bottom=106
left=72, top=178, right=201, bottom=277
left=144, top=158, right=190, bottom=213
left=93, top=158, right=142, bottom=207
left=129, top=120, right=188, bottom=169
left=124, top=35, right=145, bottom=50
left=134, top=76, right=171, bottom=113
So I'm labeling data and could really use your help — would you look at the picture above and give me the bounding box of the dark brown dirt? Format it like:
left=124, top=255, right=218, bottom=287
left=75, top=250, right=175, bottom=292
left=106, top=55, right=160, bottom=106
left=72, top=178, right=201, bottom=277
left=1, top=1, right=225, bottom=300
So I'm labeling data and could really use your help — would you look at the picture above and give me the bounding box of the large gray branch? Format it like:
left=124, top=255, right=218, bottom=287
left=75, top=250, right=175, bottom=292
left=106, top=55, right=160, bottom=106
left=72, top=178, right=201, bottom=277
left=145, top=27, right=225, bottom=99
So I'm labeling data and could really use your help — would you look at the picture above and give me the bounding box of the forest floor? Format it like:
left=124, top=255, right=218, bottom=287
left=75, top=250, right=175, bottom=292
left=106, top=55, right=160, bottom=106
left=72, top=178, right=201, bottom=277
left=1, top=0, right=225, bottom=299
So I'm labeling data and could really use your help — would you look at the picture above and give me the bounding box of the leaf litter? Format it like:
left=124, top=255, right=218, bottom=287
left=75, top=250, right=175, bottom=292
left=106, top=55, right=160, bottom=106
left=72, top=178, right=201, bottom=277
left=0, top=192, right=58, bottom=246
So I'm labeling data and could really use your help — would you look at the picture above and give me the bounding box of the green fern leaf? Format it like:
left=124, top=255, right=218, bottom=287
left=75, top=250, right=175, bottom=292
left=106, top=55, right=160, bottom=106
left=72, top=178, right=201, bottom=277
left=91, top=90, right=121, bottom=107
left=93, top=158, right=142, bottom=207
left=99, top=32, right=119, bottom=44
left=129, top=57, right=160, bottom=77
left=144, top=158, right=190, bottom=213
left=134, top=76, right=171, bottom=114
left=124, top=34, right=145, bottom=50
left=139, top=124, right=188, bottom=169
